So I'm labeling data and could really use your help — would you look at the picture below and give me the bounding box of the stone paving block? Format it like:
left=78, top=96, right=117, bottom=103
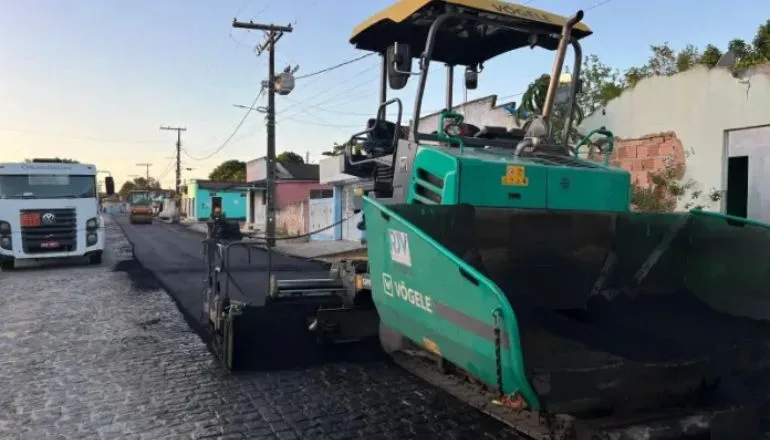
left=0, top=217, right=524, bottom=439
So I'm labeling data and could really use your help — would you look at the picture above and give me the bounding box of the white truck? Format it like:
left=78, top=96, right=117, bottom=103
left=0, top=159, right=115, bottom=270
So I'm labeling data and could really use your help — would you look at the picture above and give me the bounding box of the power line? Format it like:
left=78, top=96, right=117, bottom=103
left=156, top=159, right=176, bottom=181
left=281, top=97, right=373, bottom=116
left=0, top=127, right=166, bottom=145
left=278, top=61, right=380, bottom=119
left=183, top=87, right=266, bottom=161
left=281, top=114, right=363, bottom=129
left=294, top=53, right=375, bottom=80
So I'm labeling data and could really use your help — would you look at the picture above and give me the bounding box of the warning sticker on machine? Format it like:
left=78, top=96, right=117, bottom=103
left=501, top=164, right=529, bottom=186
left=388, top=229, right=412, bottom=267
left=382, top=273, right=433, bottom=313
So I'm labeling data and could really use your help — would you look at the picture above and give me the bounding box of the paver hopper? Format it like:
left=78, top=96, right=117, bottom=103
left=203, top=1, right=770, bottom=438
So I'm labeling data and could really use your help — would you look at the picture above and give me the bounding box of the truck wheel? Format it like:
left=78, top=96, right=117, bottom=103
left=0, top=259, right=14, bottom=271
left=88, top=252, right=103, bottom=265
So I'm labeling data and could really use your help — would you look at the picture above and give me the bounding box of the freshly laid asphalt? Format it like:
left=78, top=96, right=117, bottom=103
left=114, top=215, right=331, bottom=326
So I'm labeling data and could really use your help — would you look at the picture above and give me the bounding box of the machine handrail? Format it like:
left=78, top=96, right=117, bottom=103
left=573, top=126, right=615, bottom=166
left=436, top=110, right=467, bottom=154
left=346, top=98, right=404, bottom=166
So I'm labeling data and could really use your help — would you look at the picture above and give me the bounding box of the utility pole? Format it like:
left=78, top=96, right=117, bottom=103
left=136, top=163, right=152, bottom=181
left=160, top=126, right=187, bottom=195
left=232, top=18, right=293, bottom=247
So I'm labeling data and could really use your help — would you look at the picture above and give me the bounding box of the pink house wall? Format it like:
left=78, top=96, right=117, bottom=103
left=276, top=181, right=331, bottom=209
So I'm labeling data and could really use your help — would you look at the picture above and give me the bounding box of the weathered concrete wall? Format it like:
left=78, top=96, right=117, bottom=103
left=276, top=181, right=330, bottom=208
left=276, top=201, right=307, bottom=238
left=418, top=95, right=519, bottom=133
left=580, top=65, right=770, bottom=211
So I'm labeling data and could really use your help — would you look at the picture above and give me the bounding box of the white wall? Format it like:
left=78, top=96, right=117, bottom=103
left=418, top=95, right=519, bottom=133
left=580, top=65, right=770, bottom=211
left=245, top=189, right=266, bottom=230
left=341, top=185, right=363, bottom=241
left=726, top=125, right=770, bottom=220
left=319, top=155, right=359, bottom=185
left=309, top=197, right=335, bottom=240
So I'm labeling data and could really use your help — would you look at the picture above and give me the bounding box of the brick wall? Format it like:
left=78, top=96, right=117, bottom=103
left=597, top=132, right=687, bottom=187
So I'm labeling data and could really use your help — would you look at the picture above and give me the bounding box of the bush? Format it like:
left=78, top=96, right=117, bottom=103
left=631, top=160, right=721, bottom=212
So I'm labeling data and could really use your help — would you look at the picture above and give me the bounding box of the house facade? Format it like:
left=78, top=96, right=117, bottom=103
left=244, top=158, right=333, bottom=237
left=578, top=64, right=770, bottom=219
left=180, top=179, right=250, bottom=221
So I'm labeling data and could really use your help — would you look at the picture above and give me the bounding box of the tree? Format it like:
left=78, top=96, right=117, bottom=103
left=698, top=44, right=723, bottom=67
left=675, top=44, right=701, bottom=73
left=753, top=20, right=770, bottom=61
left=578, top=54, right=625, bottom=116
left=208, top=159, right=246, bottom=181
left=277, top=151, right=304, bottom=164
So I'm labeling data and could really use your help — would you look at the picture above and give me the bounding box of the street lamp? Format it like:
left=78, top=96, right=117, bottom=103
left=233, top=103, right=268, bottom=113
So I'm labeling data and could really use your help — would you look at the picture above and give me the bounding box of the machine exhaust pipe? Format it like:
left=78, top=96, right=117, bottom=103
left=542, top=10, right=584, bottom=122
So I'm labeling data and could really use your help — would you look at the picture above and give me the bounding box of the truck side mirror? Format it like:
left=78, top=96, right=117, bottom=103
left=105, top=176, right=115, bottom=195
left=387, top=43, right=411, bottom=90
left=465, top=66, right=479, bottom=90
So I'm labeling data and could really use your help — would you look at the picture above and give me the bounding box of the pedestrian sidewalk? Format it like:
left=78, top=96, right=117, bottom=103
left=180, top=219, right=366, bottom=261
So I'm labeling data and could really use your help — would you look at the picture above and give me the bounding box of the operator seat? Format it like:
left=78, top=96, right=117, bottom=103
left=361, top=118, right=404, bottom=157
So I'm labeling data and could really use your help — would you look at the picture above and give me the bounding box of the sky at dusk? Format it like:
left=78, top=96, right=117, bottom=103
left=0, top=0, right=766, bottom=188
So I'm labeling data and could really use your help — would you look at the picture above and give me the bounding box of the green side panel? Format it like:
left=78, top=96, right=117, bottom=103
left=407, top=147, right=460, bottom=204
left=546, top=166, right=630, bottom=212
left=417, top=145, right=632, bottom=212
left=458, top=158, right=549, bottom=209
left=362, top=197, right=540, bottom=410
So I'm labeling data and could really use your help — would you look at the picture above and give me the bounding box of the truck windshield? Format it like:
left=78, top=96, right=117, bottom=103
left=0, top=174, right=97, bottom=199
left=129, top=192, right=151, bottom=205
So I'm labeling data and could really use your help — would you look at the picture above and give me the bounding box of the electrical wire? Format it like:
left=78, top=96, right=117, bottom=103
left=183, top=87, right=266, bottom=161
left=0, top=127, right=167, bottom=145
left=281, top=114, right=363, bottom=129
left=278, top=62, right=381, bottom=120
left=281, top=97, right=374, bottom=116
left=186, top=0, right=617, bottom=162
left=156, top=159, right=176, bottom=182
left=294, top=53, right=376, bottom=80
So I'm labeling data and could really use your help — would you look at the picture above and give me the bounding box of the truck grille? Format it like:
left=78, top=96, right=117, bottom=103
left=20, top=208, right=77, bottom=254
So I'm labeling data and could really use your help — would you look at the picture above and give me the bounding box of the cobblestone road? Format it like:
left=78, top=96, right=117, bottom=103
left=0, top=216, right=523, bottom=440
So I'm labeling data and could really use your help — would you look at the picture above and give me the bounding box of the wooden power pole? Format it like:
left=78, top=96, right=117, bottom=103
left=160, top=126, right=187, bottom=195
left=136, top=163, right=152, bottom=181
left=232, top=18, right=292, bottom=247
